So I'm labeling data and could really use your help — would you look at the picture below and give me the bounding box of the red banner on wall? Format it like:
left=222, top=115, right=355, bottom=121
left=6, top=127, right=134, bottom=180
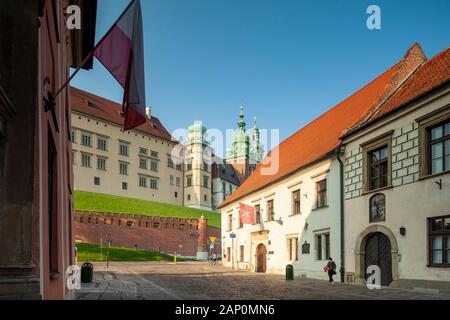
left=239, top=203, right=255, bottom=225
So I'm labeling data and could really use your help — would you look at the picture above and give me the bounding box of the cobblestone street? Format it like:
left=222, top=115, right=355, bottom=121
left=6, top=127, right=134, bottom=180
left=75, top=262, right=450, bottom=300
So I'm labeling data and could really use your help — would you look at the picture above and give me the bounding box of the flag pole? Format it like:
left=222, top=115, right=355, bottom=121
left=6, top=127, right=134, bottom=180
left=53, top=50, right=94, bottom=98
left=53, top=0, right=138, bottom=99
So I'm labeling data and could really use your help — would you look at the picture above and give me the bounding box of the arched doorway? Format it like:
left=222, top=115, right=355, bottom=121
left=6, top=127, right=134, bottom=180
left=354, top=225, right=398, bottom=286
left=256, top=244, right=267, bottom=273
left=364, top=232, right=393, bottom=286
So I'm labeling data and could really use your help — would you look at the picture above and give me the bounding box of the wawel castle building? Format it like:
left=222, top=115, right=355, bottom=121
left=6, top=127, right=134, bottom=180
left=219, top=43, right=450, bottom=292
left=71, top=87, right=262, bottom=211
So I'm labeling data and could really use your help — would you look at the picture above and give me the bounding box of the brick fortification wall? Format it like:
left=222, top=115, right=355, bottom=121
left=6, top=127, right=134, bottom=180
left=74, top=211, right=221, bottom=258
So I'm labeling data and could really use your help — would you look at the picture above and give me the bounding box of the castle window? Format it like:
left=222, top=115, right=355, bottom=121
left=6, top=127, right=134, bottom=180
left=119, top=162, right=128, bottom=175
left=97, top=137, right=108, bottom=151
left=153, top=222, right=160, bottom=228
left=150, top=178, right=158, bottom=190
left=81, top=153, right=91, bottom=168
left=151, top=150, right=159, bottom=158
left=139, top=176, right=147, bottom=188
left=203, top=176, right=209, bottom=188
left=179, top=224, right=185, bottom=231
left=139, top=158, right=148, bottom=170
left=150, top=160, right=158, bottom=172
left=94, top=177, right=100, bottom=186
left=119, top=143, right=129, bottom=156
left=186, top=175, right=192, bottom=187
left=97, top=157, right=107, bottom=171
left=139, top=147, right=148, bottom=155
left=292, top=189, right=301, bottom=215
left=81, top=132, right=92, bottom=147
left=122, top=182, right=128, bottom=190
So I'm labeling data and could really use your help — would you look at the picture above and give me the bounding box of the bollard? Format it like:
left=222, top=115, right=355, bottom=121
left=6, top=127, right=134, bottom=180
left=286, top=264, right=294, bottom=280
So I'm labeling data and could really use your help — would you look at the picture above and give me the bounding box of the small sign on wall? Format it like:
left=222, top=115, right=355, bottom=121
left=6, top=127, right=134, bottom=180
left=302, top=241, right=310, bottom=254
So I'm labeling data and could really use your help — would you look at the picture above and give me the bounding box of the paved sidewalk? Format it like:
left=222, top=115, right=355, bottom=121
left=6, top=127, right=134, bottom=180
left=75, top=262, right=450, bottom=300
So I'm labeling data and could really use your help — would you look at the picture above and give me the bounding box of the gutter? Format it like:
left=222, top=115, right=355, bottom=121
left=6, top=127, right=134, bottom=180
left=335, top=145, right=345, bottom=283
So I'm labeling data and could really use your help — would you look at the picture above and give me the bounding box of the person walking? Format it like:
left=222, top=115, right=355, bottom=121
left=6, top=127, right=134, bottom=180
left=324, top=257, right=337, bottom=286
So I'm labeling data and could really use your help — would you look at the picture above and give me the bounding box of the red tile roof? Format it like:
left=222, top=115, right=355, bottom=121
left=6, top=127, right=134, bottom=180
left=219, top=44, right=432, bottom=209
left=70, top=86, right=175, bottom=142
left=367, top=45, right=450, bottom=122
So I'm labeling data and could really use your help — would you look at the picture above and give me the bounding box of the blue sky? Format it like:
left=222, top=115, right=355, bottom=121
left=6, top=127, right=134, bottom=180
left=72, top=0, right=450, bottom=151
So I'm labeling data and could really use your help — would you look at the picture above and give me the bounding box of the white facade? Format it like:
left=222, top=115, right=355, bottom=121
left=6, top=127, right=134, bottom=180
left=342, top=86, right=450, bottom=289
left=221, top=158, right=342, bottom=280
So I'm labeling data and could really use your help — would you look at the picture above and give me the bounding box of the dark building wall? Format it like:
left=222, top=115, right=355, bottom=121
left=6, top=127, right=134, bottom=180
left=74, top=211, right=221, bottom=258
left=0, top=0, right=40, bottom=298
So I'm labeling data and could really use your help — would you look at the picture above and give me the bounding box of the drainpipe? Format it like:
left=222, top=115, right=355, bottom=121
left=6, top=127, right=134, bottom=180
left=336, top=145, right=346, bottom=283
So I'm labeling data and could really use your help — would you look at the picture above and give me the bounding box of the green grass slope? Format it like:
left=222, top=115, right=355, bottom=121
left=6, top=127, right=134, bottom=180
left=76, top=242, right=184, bottom=262
left=74, top=191, right=221, bottom=228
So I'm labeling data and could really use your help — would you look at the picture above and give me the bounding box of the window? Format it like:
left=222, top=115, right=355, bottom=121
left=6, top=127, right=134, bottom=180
left=186, top=175, right=192, bottom=187
left=316, top=179, right=327, bottom=208
left=72, top=151, right=76, bottom=165
left=122, top=182, right=128, bottom=190
left=187, top=163, right=192, bottom=171
left=428, top=215, right=450, bottom=266
left=167, top=157, right=174, bottom=168
left=239, top=245, right=244, bottom=262
left=315, top=233, right=330, bottom=261
left=370, top=193, right=386, bottom=222
left=368, top=146, right=389, bottom=190
left=119, top=162, right=128, bottom=175
left=139, top=158, right=148, bottom=170
left=176, top=177, right=181, bottom=187
left=139, top=147, right=148, bottom=155
left=72, top=130, right=76, bottom=143
left=170, top=175, right=174, bottom=185
left=267, top=200, right=274, bottom=221
left=227, top=247, right=231, bottom=262
left=254, top=204, right=261, bottom=225
left=176, top=164, right=182, bottom=171
left=81, top=133, right=91, bottom=147
left=97, top=137, right=107, bottom=151
left=94, top=177, right=100, bottom=186
left=150, top=150, right=159, bottom=158
left=150, top=160, right=158, bottom=172
left=203, top=161, right=209, bottom=172
left=204, top=194, right=208, bottom=202
left=97, top=157, right=106, bottom=171
left=362, top=132, right=393, bottom=191
left=174, top=192, right=178, bottom=198
left=429, top=121, right=450, bottom=174
left=288, top=237, right=299, bottom=261
left=150, top=178, right=158, bottom=190
left=81, top=153, right=91, bottom=167
left=292, top=189, right=301, bottom=215
left=203, top=176, right=209, bottom=188
left=119, top=143, right=129, bottom=156
left=187, top=194, right=191, bottom=201
left=139, top=176, right=147, bottom=188
left=227, top=214, right=233, bottom=231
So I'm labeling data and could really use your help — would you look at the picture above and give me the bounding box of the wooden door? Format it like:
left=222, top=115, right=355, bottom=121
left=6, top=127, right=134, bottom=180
left=256, top=244, right=267, bottom=273
left=364, top=232, right=393, bottom=286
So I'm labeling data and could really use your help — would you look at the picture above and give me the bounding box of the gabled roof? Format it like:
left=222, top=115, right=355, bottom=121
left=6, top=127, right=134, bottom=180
left=346, top=45, right=450, bottom=134
left=70, top=86, right=175, bottom=143
left=218, top=44, right=427, bottom=209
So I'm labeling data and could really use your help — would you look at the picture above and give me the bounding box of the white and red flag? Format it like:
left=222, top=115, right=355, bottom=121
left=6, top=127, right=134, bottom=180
left=239, top=203, right=255, bottom=225
left=93, top=0, right=146, bottom=130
